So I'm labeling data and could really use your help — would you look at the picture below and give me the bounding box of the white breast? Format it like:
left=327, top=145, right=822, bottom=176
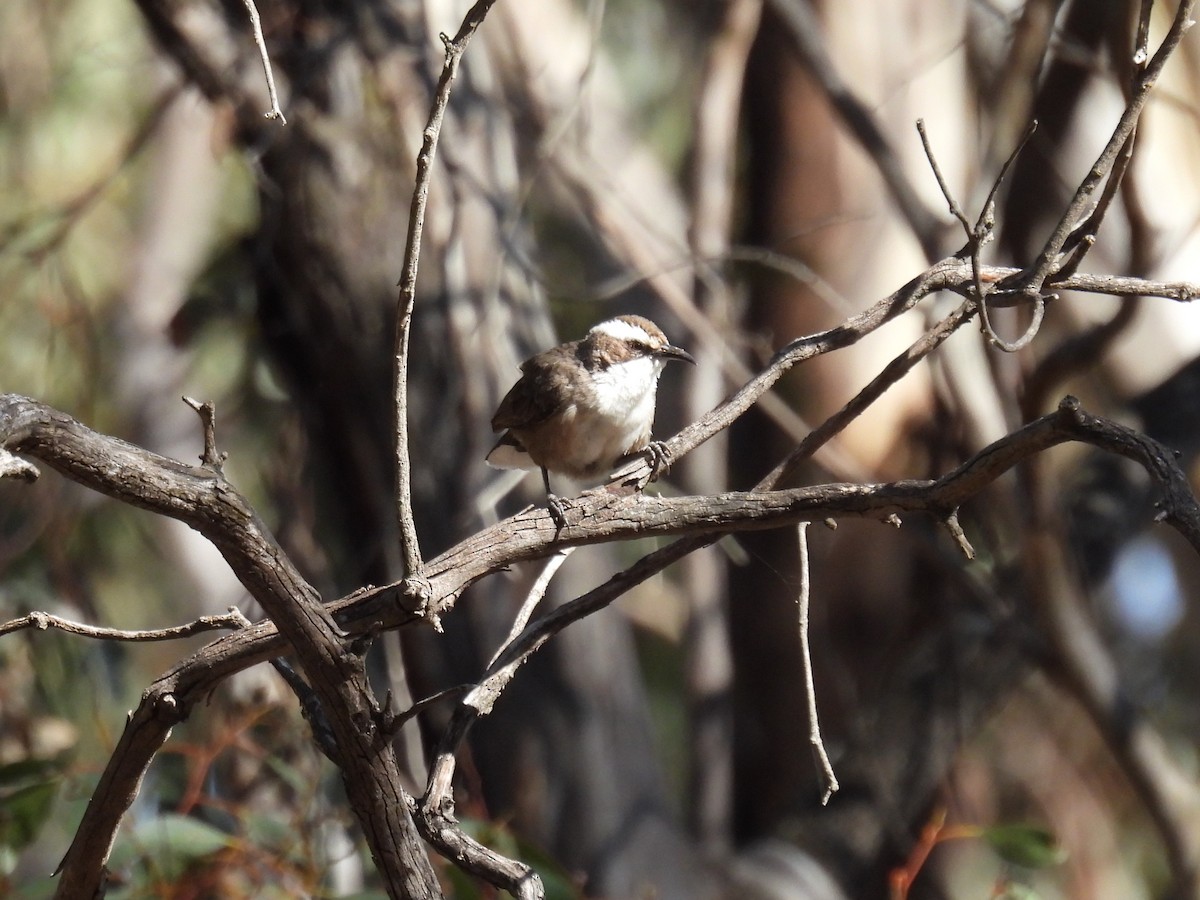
left=567, top=356, right=662, bottom=476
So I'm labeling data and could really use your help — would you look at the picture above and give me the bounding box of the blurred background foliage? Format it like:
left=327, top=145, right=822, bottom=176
left=3, top=0, right=1200, bottom=898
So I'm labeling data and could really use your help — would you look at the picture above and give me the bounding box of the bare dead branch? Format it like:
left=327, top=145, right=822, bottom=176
left=1054, top=3, right=1158, bottom=284
left=17, top=386, right=1194, bottom=900
left=239, top=0, right=286, bottom=124
left=488, top=548, right=574, bottom=668
left=0, top=608, right=249, bottom=641
left=918, top=117, right=1043, bottom=351
left=765, top=300, right=975, bottom=488
left=394, top=0, right=499, bottom=580
left=796, top=522, right=838, bottom=804
left=1019, top=0, right=1196, bottom=298
left=0, top=395, right=441, bottom=899
left=615, top=256, right=1200, bottom=489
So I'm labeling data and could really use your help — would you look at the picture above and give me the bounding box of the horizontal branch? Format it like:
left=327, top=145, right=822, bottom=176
left=421, top=399, right=1200, bottom=599
left=0, top=608, right=250, bottom=641
left=7, top=391, right=1194, bottom=894
left=4, top=255, right=1198, bottom=895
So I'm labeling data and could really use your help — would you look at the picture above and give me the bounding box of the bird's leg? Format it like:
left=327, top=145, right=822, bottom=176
left=642, top=440, right=673, bottom=483
left=542, top=466, right=568, bottom=532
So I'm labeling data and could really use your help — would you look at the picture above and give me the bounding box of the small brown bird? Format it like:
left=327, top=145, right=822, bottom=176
left=487, top=314, right=694, bottom=524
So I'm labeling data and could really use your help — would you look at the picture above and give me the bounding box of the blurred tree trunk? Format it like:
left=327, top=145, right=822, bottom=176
left=236, top=1, right=710, bottom=894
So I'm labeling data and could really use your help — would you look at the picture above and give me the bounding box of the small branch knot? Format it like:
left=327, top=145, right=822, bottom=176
left=182, top=396, right=227, bottom=472
left=152, top=691, right=186, bottom=725
left=1056, top=395, right=1083, bottom=422
left=402, top=575, right=442, bottom=630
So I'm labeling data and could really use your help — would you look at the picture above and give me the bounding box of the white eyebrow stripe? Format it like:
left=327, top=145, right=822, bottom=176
left=591, top=318, right=653, bottom=344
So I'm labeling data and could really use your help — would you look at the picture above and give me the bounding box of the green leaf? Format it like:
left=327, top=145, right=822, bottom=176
left=994, top=882, right=1043, bottom=900
left=0, top=758, right=60, bottom=786
left=0, top=780, right=59, bottom=850
left=984, top=824, right=1066, bottom=869
left=130, top=813, right=234, bottom=864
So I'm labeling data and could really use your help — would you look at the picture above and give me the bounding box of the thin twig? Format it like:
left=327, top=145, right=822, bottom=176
left=765, top=300, right=976, bottom=487
left=918, top=118, right=1042, bottom=352
left=0, top=607, right=251, bottom=641
left=915, top=119, right=971, bottom=234
left=488, top=548, right=574, bottom=669
left=240, top=0, right=286, bottom=124
left=1055, top=0, right=1158, bottom=282
left=796, top=522, right=837, bottom=804
left=383, top=684, right=472, bottom=739
left=942, top=510, right=975, bottom=560
left=1021, top=0, right=1195, bottom=297
left=393, top=0, right=499, bottom=579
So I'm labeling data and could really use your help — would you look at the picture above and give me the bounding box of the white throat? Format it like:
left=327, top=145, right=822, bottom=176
left=588, top=356, right=659, bottom=420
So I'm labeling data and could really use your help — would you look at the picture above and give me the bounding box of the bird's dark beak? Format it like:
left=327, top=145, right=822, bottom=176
left=657, top=345, right=696, bottom=365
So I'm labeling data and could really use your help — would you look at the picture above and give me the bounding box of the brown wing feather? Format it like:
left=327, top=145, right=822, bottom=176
left=490, top=343, right=580, bottom=432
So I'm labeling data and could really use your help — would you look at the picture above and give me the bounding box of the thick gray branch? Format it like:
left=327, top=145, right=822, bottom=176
left=0, top=395, right=440, bottom=900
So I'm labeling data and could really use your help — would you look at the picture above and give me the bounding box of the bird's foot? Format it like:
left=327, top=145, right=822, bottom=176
left=643, top=441, right=673, bottom=483
left=546, top=493, right=569, bottom=533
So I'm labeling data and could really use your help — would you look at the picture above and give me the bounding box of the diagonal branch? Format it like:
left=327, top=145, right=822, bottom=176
left=0, top=395, right=441, bottom=900
left=1017, top=0, right=1196, bottom=298
left=613, top=258, right=1200, bottom=489
left=412, top=396, right=1200, bottom=868
left=14, top=392, right=1196, bottom=896
left=5, top=257, right=1199, bottom=895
